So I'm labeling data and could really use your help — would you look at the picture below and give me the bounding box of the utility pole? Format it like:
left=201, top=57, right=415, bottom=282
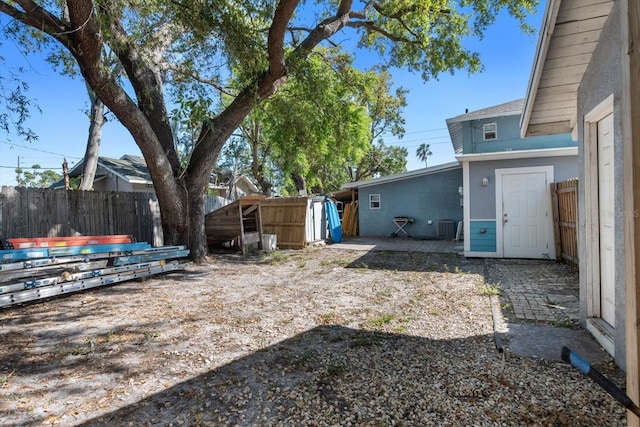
left=63, top=158, right=69, bottom=190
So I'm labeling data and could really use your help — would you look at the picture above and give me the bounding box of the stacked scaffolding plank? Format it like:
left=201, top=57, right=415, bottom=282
left=0, top=235, right=190, bottom=308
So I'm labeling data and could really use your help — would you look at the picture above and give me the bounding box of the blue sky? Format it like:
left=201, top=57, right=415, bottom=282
left=0, top=3, right=544, bottom=187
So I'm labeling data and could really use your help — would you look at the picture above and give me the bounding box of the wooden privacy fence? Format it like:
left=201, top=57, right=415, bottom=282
left=261, top=197, right=309, bottom=249
left=0, top=186, right=163, bottom=246
left=550, top=179, right=578, bottom=265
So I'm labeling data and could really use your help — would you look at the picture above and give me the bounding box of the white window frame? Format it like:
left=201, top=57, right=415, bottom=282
left=483, top=123, right=497, bottom=140
left=369, top=194, right=381, bottom=209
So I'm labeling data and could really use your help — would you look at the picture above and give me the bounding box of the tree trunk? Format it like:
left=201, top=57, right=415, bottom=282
left=291, top=172, right=306, bottom=194
left=79, top=91, right=105, bottom=191
left=0, top=0, right=349, bottom=262
left=186, top=179, right=206, bottom=262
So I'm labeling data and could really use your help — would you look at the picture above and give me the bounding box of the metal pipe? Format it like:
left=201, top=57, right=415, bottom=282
left=561, top=346, right=640, bottom=418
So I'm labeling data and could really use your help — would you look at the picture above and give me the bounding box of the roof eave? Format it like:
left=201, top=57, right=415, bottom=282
left=456, top=146, right=578, bottom=162
left=448, top=109, right=522, bottom=125
left=520, top=0, right=562, bottom=138
left=342, top=162, right=461, bottom=189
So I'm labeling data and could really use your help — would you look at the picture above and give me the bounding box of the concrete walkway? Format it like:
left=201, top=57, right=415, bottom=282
left=328, top=236, right=463, bottom=253
left=484, top=258, right=579, bottom=325
left=329, top=236, right=579, bottom=324
left=327, top=236, right=608, bottom=362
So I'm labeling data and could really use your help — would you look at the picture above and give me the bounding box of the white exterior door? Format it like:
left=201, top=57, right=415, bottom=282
left=598, top=113, right=615, bottom=327
left=501, top=172, right=550, bottom=258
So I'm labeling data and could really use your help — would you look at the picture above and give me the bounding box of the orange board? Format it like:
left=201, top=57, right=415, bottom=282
left=4, top=235, right=133, bottom=249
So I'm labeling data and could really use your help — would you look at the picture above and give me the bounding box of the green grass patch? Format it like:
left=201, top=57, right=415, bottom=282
left=317, top=312, right=337, bottom=325
left=479, top=285, right=500, bottom=296
left=366, top=313, right=395, bottom=329
left=262, top=250, right=288, bottom=266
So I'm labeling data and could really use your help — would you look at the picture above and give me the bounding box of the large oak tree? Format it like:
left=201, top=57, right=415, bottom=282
left=0, top=0, right=535, bottom=261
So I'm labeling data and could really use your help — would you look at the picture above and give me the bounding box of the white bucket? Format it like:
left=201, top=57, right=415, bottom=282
left=262, top=234, right=277, bottom=251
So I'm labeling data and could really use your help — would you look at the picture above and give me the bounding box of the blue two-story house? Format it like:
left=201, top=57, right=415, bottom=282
left=447, top=99, right=578, bottom=259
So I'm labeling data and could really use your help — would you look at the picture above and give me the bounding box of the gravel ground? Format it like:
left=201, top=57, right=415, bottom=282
left=0, top=248, right=627, bottom=426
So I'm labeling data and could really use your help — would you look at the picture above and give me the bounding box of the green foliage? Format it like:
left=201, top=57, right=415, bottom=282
left=0, top=72, right=40, bottom=143
left=15, top=164, right=61, bottom=188
left=354, top=0, right=535, bottom=81
left=479, top=284, right=500, bottom=296
left=366, top=313, right=396, bottom=329
left=0, top=0, right=538, bottom=254
left=352, top=140, right=408, bottom=182
left=261, top=49, right=372, bottom=194
left=229, top=50, right=410, bottom=194
left=416, top=143, right=433, bottom=167
left=347, top=67, right=409, bottom=181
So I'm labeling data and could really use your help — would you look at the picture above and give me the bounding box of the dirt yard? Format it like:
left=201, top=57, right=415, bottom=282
left=0, top=247, right=626, bottom=426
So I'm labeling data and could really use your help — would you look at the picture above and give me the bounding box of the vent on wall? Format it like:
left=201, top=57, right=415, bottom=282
left=438, top=220, right=456, bottom=240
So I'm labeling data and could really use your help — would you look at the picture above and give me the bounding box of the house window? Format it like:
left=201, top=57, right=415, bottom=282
left=369, top=194, right=381, bottom=209
left=483, top=123, right=497, bottom=140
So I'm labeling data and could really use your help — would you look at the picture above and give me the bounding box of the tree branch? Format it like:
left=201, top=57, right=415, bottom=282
left=167, top=64, right=236, bottom=97
left=263, top=0, right=299, bottom=97
left=346, top=20, right=415, bottom=44
left=97, top=3, right=180, bottom=172
left=1, top=0, right=71, bottom=46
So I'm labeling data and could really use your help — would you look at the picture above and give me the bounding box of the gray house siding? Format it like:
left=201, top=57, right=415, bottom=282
left=463, top=115, right=576, bottom=154
left=468, top=156, right=579, bottom=220
left=576, top=0, right=626, bottom=369
left=357, top=167, right=462, bottom=238
left=464, top=156, right=578, bottom=256
left=450, top=98, right=577, bottom=259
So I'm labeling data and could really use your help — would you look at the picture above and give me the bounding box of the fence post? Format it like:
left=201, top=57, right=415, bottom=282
left=550, top=182, right=561, bottom=260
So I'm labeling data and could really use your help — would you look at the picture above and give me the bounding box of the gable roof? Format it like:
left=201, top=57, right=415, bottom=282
left=95, top=155, right=152, bottom=184
left=342, top=162, right=461, bottom=189
left=53, top=155, right=260, bottom=193
left=520, top=0, right=614, bottom=138
left=53, top=154, right=153, bottom=188
left=446, top=99, right=523, bottom=154
left=210, top=175, right=260, bottom=195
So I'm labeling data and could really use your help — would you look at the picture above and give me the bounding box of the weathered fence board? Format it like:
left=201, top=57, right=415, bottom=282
left=551, top=179, right=578, bottom=265
left=261, top=197, right=309, bottom=249
left=0, top=187, right=230, bottom=247
left=0, top=186, right=163, bottom=246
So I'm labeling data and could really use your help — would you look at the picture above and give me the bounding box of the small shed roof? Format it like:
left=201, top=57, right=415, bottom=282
left=342, top=162, right=461, bottom=189
left=520, top=0, right=614, bottom=138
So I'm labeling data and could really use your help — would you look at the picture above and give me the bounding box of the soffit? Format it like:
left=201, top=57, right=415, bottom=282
left=521, top=0, right=615, bottom=137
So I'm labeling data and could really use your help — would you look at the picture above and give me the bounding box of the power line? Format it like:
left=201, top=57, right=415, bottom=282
left=0, top=141, right=83, bottom=160
left=386, top=139, right=452, bottom=147
left=403, top=127, right=448, bottom=135
left=0, top=164, right=65, bottom=170
left=388, top=135, right=450, bottom=143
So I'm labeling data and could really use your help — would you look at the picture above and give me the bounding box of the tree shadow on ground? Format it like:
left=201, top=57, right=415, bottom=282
left=346, top=250, right=484, bottom=274
left=75, top=325, right=625, bottom=427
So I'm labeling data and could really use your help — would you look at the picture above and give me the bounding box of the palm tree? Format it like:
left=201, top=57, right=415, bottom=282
left=416, top=143, right=433, bottom=167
